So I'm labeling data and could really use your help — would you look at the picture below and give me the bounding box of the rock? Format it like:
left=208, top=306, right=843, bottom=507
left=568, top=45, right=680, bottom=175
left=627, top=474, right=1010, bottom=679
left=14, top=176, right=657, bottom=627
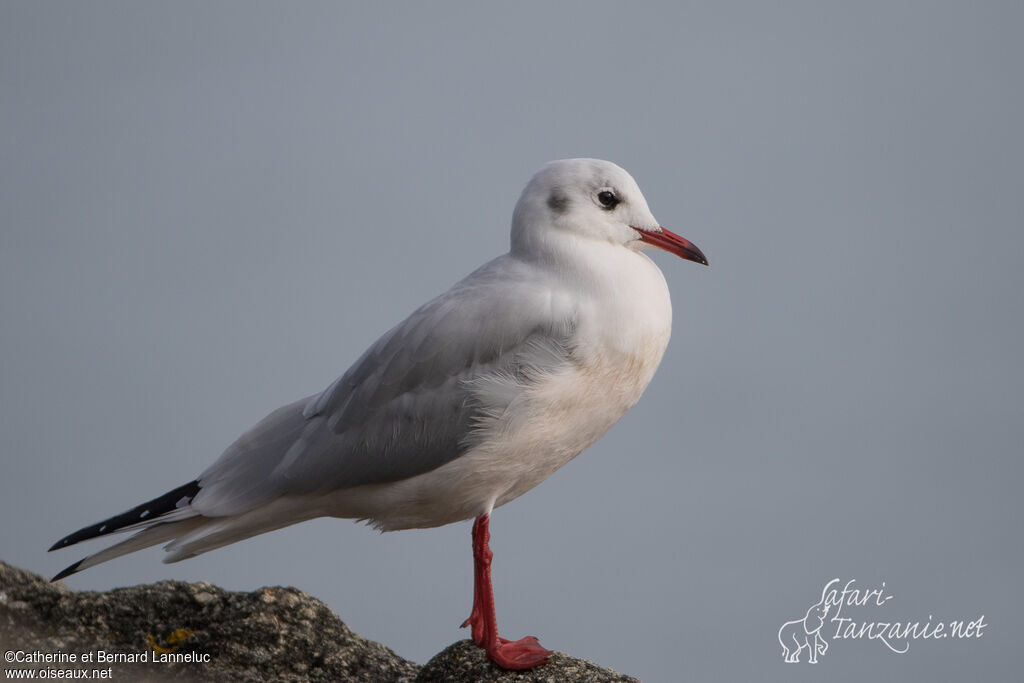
left=0, top=561, right=639, bottom=682
left=418, top=640, right=640, bottom=683
left=0, top=560, right=417, bottom=682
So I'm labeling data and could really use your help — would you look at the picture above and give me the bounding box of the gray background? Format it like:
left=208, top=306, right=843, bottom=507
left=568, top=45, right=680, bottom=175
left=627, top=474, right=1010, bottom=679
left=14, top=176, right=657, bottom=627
left=2, top=2, right=1021, bottom=681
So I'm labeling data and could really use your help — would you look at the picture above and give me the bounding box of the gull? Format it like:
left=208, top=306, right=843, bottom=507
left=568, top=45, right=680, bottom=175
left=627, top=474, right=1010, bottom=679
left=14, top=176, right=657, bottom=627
left=49, top=158, right=707, bottom=670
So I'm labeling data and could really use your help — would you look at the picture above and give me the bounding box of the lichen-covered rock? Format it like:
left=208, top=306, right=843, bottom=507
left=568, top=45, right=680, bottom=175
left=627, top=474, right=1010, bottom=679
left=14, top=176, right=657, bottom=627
left=0, top=561, right=639, bottom=682
left=417, top=640, right=640, bottom=683
left=0, top=561, right=417, bottom=682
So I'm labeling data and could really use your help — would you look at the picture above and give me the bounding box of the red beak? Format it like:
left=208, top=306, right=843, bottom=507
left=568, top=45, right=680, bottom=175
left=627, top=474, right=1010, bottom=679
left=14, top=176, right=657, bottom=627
left=637, top=226, right=709, bottom=266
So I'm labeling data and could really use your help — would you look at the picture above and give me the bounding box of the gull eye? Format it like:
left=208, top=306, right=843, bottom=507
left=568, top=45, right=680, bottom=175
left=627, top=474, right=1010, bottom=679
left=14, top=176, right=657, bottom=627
left=597, top=190, right=619, bottom=210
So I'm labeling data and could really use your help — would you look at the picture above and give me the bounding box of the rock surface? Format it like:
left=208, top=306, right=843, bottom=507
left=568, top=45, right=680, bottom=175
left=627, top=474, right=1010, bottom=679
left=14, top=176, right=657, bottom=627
left=419, top=640, right=639, bottom=682
left=0, top=561, right=638, bottom=682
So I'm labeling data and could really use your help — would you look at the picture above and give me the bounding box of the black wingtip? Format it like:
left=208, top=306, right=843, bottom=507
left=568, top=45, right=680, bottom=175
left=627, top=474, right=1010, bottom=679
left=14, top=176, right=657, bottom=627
left=50, top=535, right=75, bottom=552
left=49, top=480, right=201, bottom=552
left=48, top=537, right=70, bottom=552
left=51, top=559, right=84, bottom=582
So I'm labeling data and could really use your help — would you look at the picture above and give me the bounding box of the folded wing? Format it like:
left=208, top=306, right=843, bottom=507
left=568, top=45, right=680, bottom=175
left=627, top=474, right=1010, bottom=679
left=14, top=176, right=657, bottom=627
left=191, top=256, right=578, bottom=518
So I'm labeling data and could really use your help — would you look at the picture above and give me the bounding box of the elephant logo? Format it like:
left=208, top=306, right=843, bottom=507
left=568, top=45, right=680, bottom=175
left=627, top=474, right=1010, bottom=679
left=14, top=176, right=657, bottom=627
left=778, top=582, right=832, bottom=663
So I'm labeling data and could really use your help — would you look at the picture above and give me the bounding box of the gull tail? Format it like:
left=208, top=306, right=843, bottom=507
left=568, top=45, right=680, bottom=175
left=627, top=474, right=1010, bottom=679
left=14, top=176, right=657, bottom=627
left=49, top=484, right=328, bottom=582
left=50, top=518, right=206, bottom=581
left=49, top=479, right=204, bottom=581
left=50, top=480, right=202, bottom=552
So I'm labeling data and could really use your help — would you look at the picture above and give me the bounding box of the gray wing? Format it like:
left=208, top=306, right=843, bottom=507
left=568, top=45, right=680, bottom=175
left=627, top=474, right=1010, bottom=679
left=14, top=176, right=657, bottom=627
left=192, top=256, right=578, bottom=517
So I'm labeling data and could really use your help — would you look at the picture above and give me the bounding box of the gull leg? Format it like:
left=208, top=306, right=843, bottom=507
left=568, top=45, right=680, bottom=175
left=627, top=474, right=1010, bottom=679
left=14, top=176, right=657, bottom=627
left=459, top=513, right=551, bottom=670
left=460, top=514, right=486, bottom=644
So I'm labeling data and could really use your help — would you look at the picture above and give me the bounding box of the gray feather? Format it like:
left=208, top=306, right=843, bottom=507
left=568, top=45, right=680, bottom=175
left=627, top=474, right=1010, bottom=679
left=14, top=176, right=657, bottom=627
left=191, top=256, right=577, bottom=518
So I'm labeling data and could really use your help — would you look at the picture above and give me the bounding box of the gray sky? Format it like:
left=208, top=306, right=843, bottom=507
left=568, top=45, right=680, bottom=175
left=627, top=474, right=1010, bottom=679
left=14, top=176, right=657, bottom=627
left=2, top=2, right=1021, bottom=681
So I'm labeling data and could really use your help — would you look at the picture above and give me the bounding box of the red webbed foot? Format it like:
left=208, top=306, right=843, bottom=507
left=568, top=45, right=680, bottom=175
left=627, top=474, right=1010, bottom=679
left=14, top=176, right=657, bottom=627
left=485, top=635, right=552, bottom=670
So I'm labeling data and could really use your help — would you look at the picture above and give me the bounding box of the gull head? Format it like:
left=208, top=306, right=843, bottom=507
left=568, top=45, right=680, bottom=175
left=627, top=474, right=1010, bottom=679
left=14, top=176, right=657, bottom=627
left=510, top=158, right=707, bottom=266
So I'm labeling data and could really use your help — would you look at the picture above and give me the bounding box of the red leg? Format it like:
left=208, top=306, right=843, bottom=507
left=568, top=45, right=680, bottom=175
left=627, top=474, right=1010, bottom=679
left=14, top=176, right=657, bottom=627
left=459, top=514, right=551, bottom=670
left=460, top=516, right=487, bottom=645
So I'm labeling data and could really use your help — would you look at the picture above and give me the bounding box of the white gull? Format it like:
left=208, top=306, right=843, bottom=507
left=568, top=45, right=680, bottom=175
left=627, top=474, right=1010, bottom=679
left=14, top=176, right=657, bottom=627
left=50, top=158, right=707, bottom=669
